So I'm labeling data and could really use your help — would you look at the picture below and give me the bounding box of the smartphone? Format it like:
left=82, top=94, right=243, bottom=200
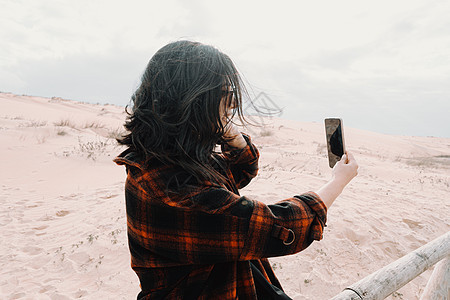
left=324, top=118, right=346, bottom=168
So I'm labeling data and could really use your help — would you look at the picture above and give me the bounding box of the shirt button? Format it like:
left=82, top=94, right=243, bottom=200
left=241, top=200, right=248, bottom=206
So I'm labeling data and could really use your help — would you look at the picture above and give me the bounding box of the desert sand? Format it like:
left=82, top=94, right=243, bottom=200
left=1, top=92, right=448, bottom=299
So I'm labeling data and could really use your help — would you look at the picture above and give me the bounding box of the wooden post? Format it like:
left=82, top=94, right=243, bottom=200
left=331, top=231, right=450, bottom=300
left=420, top=256, right=449, bottom=300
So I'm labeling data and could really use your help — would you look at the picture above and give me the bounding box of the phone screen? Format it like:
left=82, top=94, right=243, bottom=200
left=324, top=118, right=345, bottom=168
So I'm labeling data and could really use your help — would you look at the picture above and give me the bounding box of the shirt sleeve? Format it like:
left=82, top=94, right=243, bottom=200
left=219, top=134, right=259, bottom=189
left=239, top=192, right=327, bottom=260
left=126, top=181, right=327, bottom=266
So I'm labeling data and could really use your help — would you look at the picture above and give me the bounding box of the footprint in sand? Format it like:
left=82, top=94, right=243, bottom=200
left=9, top=292, right=26, bottom=299
left=402, top=218, right=422, bottom=229
left=55, top=210, right=70, bottom=217
left=33, top=225, right=48, bottom=236
left=30, top=255, right=52, bottom=270
left=340, top=227, right=369, bottom=245
left=40, top=215, right=55, bottom=221
left=371, top=239, right=403, bottom=258
left=68, top=252, right=91, bottom=265
left=21, top=246, right=44, bottom=255
left=33, top=225, right=48, bottom=230
left=39, top=284, right=56, bottom=294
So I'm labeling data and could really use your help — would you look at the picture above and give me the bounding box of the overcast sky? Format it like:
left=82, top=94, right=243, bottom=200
left=1, top=0, right=449, bottom=137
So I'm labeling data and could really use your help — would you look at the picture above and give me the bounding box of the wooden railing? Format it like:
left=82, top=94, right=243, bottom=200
left=420, top=256, right=449, bottom=299
left=330, top=231, right=450, bottom=300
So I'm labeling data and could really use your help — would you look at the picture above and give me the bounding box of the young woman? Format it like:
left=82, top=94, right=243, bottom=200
left=114, top=40, right=358, bottom=299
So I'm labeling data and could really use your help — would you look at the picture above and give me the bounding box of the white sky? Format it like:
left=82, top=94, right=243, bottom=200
left=1, top=0, right=449, bottom=137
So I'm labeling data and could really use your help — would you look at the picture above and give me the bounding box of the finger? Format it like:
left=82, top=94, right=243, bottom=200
left=347, top=152, right=357, bottom=165
left=346, top=152, right=359, bottom=173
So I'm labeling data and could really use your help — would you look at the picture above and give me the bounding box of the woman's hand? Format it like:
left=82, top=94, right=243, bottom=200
left=332, top=152, right=359, bottom=187
left=316, top=152, right=358, bottom=208
left=223, top=121, right=247, bottom=149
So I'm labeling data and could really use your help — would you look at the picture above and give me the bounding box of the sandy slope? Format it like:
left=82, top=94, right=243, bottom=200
left=1, top=93, right=448, bottom=299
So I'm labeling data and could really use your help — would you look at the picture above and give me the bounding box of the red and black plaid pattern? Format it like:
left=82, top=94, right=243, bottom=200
left=114, top=135, right=327, bottom=299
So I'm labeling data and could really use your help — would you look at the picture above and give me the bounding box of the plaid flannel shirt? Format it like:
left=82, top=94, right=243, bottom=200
left=114, top=135, right=327, bottom=299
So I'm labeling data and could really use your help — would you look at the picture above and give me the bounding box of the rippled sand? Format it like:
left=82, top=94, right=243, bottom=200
left=1, top=93, right=448, bottom=299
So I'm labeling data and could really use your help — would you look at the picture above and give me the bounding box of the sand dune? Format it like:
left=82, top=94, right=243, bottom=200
left=1, top=92, right=448, bottom=299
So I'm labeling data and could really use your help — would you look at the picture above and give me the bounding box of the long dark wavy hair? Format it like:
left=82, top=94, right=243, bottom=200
left=117, top=40, right=247, bottom=188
